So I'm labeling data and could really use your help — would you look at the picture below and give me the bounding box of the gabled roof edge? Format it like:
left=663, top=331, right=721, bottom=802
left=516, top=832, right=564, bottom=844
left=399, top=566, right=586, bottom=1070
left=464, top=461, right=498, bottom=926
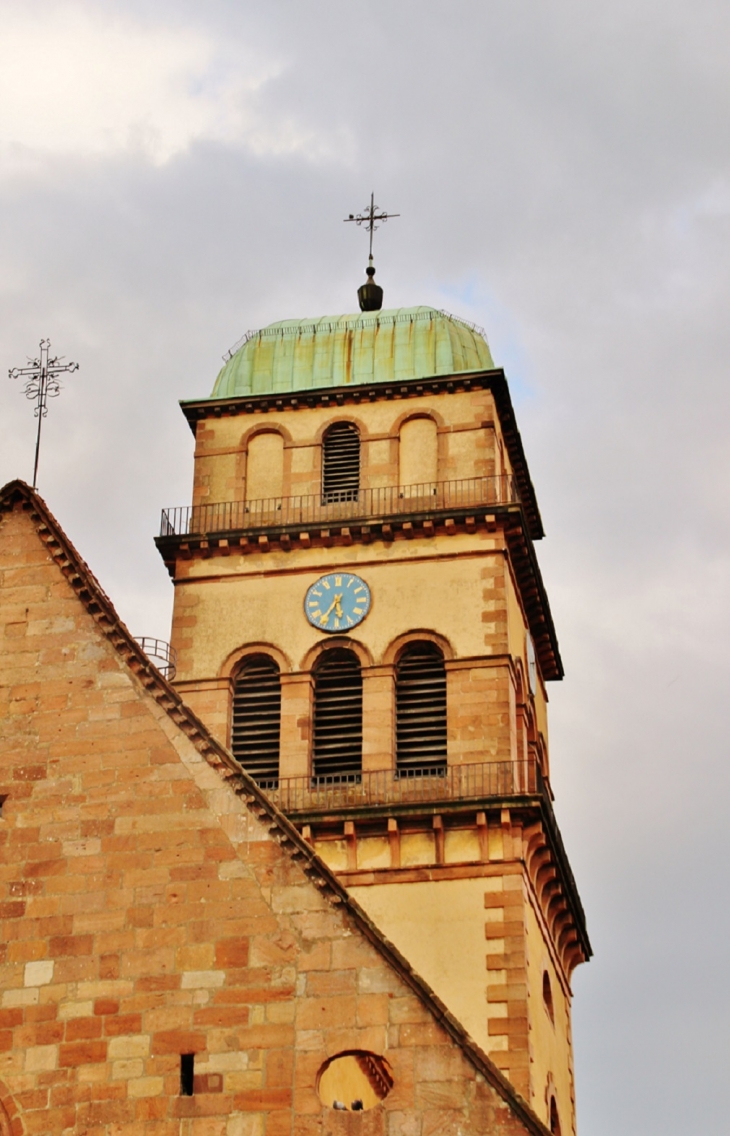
left=0, top=478, right=552, bottom=1136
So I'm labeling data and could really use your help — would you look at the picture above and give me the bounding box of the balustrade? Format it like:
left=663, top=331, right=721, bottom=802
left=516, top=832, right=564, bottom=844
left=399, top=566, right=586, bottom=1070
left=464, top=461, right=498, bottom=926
left=160, top=475, right=519, bottom=538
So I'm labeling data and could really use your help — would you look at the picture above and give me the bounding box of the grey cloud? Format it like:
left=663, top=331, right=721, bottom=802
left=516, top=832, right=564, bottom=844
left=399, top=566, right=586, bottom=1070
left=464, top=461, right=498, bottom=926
left=1, top=4, right=729, bottom=1132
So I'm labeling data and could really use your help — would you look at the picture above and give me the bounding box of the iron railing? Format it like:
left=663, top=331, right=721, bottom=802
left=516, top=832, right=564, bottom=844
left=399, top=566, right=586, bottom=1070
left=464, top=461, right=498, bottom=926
left=134, top=637, right=177, bottom=681
left=260, top=760, right=541, bottom=814
left=160, top=475, right=519, bottom=538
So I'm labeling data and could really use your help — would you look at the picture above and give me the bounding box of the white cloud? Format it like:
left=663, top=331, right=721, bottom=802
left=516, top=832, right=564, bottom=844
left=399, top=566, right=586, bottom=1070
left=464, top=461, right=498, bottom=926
left=0, top=3, right=353, bottom=172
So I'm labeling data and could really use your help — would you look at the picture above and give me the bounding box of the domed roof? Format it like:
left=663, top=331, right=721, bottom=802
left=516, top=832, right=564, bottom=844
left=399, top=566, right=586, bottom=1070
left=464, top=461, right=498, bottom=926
left=210, top=306, right=494, bottom=399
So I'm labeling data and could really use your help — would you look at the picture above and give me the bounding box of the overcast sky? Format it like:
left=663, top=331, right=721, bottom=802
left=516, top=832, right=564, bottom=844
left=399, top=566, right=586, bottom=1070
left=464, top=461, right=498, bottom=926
left=1, top=2, right=729, bottom=1132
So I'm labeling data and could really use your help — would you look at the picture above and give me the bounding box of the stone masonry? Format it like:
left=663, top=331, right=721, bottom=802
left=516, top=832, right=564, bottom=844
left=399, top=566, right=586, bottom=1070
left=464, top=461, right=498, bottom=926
left=0, top=480, right=554, bottom=1135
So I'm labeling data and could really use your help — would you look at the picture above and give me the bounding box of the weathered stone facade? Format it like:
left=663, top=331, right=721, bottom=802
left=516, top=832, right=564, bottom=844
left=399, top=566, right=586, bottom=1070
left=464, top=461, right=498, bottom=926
left=0, top=481, right=552, bottom=1135
left=158, top=366, right=588, bottom=1133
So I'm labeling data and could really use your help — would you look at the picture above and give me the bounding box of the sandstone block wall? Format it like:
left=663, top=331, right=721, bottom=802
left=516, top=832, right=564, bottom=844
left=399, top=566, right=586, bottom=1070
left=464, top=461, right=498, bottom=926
left=190, top=389, right=501, bottom=507
left=0, top=495, right=550, bottom=1136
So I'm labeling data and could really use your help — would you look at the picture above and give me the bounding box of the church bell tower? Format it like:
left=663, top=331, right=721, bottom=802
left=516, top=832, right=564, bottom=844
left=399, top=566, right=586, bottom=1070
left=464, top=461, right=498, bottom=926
left=156, top=267, right=591, bottom=1134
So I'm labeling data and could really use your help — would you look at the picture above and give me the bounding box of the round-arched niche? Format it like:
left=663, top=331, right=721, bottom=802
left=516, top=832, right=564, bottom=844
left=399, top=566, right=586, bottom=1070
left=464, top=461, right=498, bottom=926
left=317, top=1050, right=393, bottom=1112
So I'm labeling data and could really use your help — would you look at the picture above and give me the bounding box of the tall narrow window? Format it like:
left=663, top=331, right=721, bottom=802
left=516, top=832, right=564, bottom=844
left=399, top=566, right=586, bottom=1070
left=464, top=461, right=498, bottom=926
left=231, top=656, right=281, bottom=787
left=322, top=422, right=360, bottom=503
left=396, top=643, right=447, bottom=775
left=399, top=417, right=438, bottom=488
left=542, top=970, right=555, bottom=1023
left=246, top=432, right=284, bottom=502
left=549, top=1097, right=561, bottom=1135
left=313, top=649, right=362, bottom=781
left=180, top=1054, right=195, bottom=1096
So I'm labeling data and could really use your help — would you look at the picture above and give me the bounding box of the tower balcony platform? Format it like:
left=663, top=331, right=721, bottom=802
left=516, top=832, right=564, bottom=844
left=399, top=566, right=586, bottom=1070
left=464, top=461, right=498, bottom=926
left=266, top=760, right=578, bottom=903
left=159, top=475, right=519, bottom=542
left=155, top=474, right=563, bottom=681
left=266, top=758, right=542, bottom=817
left=258, top=758, right=590, bottom=975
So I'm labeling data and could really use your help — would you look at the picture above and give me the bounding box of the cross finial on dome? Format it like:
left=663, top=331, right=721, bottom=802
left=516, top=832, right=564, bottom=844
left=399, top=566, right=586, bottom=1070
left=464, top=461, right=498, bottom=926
left=344, top=192, right=400, bottom=311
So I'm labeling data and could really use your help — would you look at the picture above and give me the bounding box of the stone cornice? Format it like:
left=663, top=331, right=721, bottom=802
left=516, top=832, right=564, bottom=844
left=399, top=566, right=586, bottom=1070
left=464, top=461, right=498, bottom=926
left=295, top=796, right=590, bottom=978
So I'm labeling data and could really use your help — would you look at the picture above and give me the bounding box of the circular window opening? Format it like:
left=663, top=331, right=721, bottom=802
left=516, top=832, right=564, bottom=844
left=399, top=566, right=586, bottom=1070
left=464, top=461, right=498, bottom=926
left=317, top=1050, right=393, bottom=1112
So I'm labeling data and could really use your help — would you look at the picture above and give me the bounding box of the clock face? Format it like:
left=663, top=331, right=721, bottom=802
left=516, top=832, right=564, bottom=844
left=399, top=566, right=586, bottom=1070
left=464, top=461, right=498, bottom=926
left=304, top=573, right=371, bottom=633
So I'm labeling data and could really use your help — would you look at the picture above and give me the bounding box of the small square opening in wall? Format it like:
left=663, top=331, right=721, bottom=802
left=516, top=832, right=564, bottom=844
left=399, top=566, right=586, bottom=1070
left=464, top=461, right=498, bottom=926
left=0, top=797, right=7, bottom=819
left=180, top=1053, right=195, bottom=1096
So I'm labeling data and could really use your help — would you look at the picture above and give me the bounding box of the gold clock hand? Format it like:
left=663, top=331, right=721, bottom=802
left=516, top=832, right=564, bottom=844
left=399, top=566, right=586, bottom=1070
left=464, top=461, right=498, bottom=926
left=320, top=594, right=343, bottom=622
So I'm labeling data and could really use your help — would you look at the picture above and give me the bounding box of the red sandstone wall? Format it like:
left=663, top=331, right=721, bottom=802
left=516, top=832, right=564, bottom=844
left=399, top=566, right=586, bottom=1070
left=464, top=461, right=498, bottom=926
left=0, top=501, right=546, bottom=1136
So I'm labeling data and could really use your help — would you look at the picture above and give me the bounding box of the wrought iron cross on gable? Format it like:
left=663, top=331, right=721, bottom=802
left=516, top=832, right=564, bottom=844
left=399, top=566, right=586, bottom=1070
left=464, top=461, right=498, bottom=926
left=344, top=192, right=400, bottom=260
left=9, top=339, right=79, bottom=489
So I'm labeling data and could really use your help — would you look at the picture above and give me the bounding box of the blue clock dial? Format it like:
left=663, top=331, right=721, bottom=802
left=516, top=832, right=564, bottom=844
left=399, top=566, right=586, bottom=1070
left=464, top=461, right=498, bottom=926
left=305, top=573, right=371, bottom=633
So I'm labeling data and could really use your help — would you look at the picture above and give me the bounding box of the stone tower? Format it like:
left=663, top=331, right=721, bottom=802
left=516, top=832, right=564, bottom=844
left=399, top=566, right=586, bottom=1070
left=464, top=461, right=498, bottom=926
left=156, top=301, right=591, bottom=1134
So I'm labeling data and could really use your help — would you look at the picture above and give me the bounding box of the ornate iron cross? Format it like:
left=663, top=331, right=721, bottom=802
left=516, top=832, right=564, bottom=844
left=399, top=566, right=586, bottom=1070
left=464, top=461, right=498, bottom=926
left=9, top=339, right=79, bottom=489
left=344, top=192, right=400, bottom=260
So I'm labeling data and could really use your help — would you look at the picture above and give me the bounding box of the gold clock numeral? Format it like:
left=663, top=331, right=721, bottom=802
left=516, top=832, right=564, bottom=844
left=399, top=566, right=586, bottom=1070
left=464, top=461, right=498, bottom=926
left=353, top=608, right=363, bottom=616
left=346, top=616, right=353, bottom=626
left=346, top=577, right=355, bottom=587
left=321, top=579, right=331, bottom=590
left=335, top=575, right=342, bottom=587
left=312, top=589, right=322, bottom=598
left=334, top=618, right=340, bottom=629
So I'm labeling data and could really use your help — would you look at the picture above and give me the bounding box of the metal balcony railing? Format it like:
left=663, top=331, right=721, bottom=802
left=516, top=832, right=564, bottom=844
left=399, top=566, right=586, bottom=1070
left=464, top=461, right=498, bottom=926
left=159, top=475, right=519, bottom=538
left=134, top=637, right=177, bottom=680
left=258, top=759, right=541, bottom=814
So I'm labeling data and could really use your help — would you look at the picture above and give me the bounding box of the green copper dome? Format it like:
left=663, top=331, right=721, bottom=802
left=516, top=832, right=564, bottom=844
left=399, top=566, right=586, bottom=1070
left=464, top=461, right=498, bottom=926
left=210, top=307, right=494, bottom=398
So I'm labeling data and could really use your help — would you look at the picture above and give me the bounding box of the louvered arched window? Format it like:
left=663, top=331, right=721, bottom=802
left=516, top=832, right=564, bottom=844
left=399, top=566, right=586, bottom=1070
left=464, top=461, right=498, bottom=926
left=322, top=422, right=360, bottom=503
left=231, top=656, right=281, bottom=787
left=395, top=642, right=447, bottom=775
left=312, top=649, right=362, bottom=782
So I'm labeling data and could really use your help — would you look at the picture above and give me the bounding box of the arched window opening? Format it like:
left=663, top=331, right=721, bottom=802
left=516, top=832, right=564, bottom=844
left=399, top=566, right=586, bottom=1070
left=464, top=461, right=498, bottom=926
left=317, top=1051, right=393, bottom=1112
left=543, top=970, right=555, bottom=1023
left=549, top=1096, right=561, bottom=1135
left=395, top=642, right=447, bottom=776
left=246, top=432, right=284, bottom=503
left=231, top=656, right=281, bottom=787
left=322, top=422, right=360, bottom=503
left=399, top=417, right=438, bottom=488
left=313, top=649, right=362, bottom=782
